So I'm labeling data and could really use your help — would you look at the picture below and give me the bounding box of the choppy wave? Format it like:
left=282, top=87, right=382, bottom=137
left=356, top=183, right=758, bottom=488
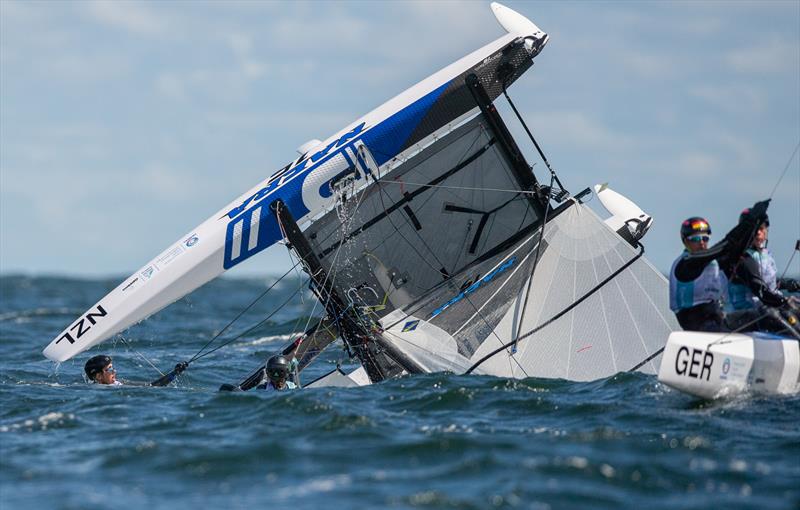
left=1, top=276, right=798, bottom=510
left=0, top=307, right=86, bottom=322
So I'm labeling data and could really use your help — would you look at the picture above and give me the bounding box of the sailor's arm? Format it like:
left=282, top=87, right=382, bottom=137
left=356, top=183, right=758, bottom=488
left=735, top=257, right=787, bottom=308
left=676, top=200, right=770, bottom=282
left=149, top=362, right=189, bottom=387
left=716, top=199, right=771, bottom=275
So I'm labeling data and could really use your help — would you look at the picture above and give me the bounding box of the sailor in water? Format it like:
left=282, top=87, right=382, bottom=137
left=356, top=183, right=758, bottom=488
left=258, top=355, right=297, bottom=391
left=669, top=217, right=728, bottom=331
left=727, top=209, right=800, bottom=330
left=83, top=354, right=187, bottom=386
left=84, top=355, right=122, bottom=385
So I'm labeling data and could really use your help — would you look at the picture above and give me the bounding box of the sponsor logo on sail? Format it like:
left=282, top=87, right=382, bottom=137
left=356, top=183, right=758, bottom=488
left=402, top=320, right=420, bottom=332
left=184, top=234, right=199, bottom=247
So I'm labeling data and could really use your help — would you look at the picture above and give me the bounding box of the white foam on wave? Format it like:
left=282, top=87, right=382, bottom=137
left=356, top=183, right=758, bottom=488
left=234, top=333, right=298, bottom=349
left=0, top=412, right=74, bottom=432
left=274, top=474, right=352, bottom=498
left=0, top=307, right=80, bottom=322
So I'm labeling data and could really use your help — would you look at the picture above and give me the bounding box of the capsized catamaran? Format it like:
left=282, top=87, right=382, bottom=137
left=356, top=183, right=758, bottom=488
left=44, top=3, right=679, bottom=387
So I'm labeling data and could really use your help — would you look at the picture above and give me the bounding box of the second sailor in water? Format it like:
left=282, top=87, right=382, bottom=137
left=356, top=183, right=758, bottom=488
left=258, top=355, right=298, bottom=391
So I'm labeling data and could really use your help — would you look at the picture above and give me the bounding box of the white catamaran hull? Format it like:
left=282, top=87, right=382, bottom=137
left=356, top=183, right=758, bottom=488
left=657, top=331, right=800, bottom=399
left=305, top=366, right=370, bottom=389
left=44, top=3, right=549, bottom=363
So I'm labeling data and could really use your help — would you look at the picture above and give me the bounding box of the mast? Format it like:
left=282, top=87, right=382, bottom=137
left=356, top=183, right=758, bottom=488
left=271, top=199, right=417, bottom=382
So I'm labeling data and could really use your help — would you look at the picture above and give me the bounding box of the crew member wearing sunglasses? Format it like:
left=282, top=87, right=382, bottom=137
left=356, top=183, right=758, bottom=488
left=83, top=355, right=188, bottom=386
left=669, top=200, right=772, bottom=332
left=257, top=355, right=297, bottom=391
left=84, top=355, right=122, bottom=385
left=669, top=217, right=727, bottom=331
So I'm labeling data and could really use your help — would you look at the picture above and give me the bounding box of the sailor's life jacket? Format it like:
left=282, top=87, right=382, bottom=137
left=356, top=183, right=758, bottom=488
left=728, top=248, right=780, bottom=310
left=258, top=380, right=297, bottom=391
left=669, top=251, right=726, bottom=312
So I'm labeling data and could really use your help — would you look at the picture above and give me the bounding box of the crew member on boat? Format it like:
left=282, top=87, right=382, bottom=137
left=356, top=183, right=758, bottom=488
left=669, top=217, right=727, bottom=331
left=669, top=200, right=772, bottom=332
left=726, top=209, right=800, bottom=331
left=258, top=355, right=297, bottom=391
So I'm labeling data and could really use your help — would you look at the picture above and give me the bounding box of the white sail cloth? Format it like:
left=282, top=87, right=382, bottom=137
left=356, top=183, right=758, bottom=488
left=381, top=203, right=679, bottom=381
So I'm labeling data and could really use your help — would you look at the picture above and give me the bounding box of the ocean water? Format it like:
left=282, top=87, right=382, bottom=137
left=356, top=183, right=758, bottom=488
left=1, top=275, right=798, bottom=510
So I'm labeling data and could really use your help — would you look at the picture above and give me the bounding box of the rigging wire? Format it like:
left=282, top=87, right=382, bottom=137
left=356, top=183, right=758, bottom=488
left=118, top=335, right=165, bottom=376
left=495, top=84, right=569, bottom=356
left=508, top=160, right=557, bottom=353
left=332, top=159, right=417, bottom=371
left=193, top=147, right=382, bottom=371
left=767, top=140, right=800, bottom=278
left=768, top=140, right=800, bottom=200
left=179, top=193, right=359, bottom=373
left=501, top=83, right=568, bottom=195
left=187, top=261, right=303, bottom=363
left=277, top=169, right=376, bottom=365
left=467, top=242, right=647, bottom=374
left=779, top=243, right=799, bottom=281
left=191, top=276, right=310, bottom=362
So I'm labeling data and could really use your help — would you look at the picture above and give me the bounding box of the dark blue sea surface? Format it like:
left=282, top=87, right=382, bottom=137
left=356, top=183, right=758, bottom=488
left=1, top=275, right=798, bottom=510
